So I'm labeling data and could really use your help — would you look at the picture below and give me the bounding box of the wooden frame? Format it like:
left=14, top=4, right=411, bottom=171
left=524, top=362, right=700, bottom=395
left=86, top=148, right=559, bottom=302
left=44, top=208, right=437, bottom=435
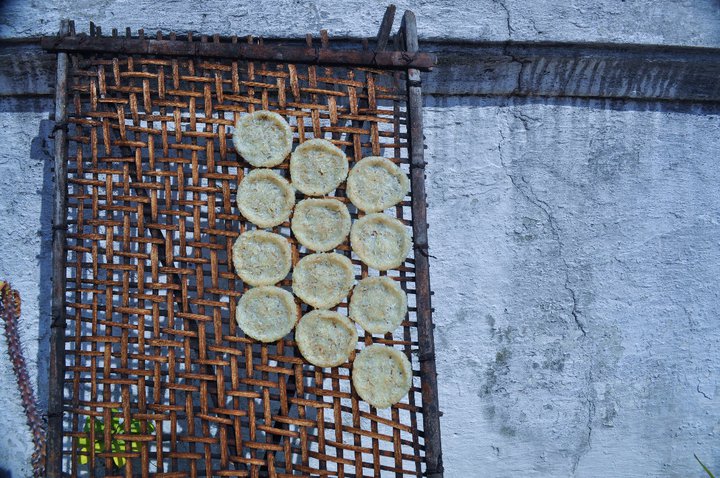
left=40, top=34, right=436, bottom=71
left=45, top=7, right=442, bottom=477
left=48, top=18, right=71, bottom=478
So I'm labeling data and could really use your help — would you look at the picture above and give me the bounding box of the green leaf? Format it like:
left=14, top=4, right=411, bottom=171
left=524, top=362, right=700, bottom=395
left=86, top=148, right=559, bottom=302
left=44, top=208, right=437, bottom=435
left=111, top=414, right=123, bottom=433
left=80, top=416, right=105, bottom=466
left=80, top=415, right=112, bottom=467
left=127, top=418, right=145, bottom=453
left=695, top=454, right=716, bottom=478
left=111, top=439, right=127, bottom=468
left=77, top=436, right=90, bottom=465
left=129, top=440, right=141, bottom=453
left=83, top=416, right=104, bottom=435
left=81, top=440, right=102, bottom=466
left=129, top=418, right=142, bottom=434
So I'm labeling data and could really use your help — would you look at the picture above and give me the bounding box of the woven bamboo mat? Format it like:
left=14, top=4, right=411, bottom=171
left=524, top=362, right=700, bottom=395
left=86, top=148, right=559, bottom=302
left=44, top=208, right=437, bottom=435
left=50, top=21, right=438, bottom=478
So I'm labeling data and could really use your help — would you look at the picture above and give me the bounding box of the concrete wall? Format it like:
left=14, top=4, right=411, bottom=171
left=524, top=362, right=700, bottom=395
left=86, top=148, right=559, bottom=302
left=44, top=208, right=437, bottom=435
left=1, top=1, right=719, bottom=477
left=0, top=100, right=53, bottom=478
left=425, top=97, right=720, bottom=477
left=2, top=0, right=720, bottom=47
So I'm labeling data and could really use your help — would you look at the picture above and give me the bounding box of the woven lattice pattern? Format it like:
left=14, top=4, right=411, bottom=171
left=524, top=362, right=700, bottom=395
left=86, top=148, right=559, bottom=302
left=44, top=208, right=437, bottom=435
left=62, top=37, right=425, bottom=477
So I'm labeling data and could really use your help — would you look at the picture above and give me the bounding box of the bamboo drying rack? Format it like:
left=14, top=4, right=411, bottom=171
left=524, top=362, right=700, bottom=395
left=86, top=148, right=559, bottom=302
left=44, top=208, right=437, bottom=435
left=43, top=6, right=442, bottom=477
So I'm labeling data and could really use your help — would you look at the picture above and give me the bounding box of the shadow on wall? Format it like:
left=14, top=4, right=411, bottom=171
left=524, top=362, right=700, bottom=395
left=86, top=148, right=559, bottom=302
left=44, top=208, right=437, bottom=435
left=34, top=117, right=54, bottom=413
left=423, top=93, right=720, bottom=116
left=0, top=96, right=55, bottom=414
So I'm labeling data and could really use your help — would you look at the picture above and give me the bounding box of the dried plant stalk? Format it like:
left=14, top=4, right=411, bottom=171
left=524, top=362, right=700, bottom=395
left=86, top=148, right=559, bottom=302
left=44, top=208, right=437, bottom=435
left=0, top=282, right=47, bottom=477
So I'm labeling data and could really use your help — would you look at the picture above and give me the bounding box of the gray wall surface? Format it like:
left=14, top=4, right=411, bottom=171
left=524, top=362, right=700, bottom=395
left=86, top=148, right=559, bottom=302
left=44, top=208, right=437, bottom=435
left=2, top=0, right=720, bottom=47
left=425, top=97, right=720, bottom=477
left=0, top=1, right=719, bottom=477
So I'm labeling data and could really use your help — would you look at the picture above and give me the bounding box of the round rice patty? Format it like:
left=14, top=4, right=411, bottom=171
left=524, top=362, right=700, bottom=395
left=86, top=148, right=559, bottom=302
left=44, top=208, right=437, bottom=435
left=292, top=252, right=354, bottom=309
left=350, top=214, right=411, bottom=271
left=291, top=198, right=351, bottom=252
left=347, top=156, right=410, bottom=213
left=295, top=310, right=357, bottom=367
left=349, top=276, right=407, bottom=335
left=236, top=169, right=295, bottom=228
left=352, top=344, right=412, bottom=409
left=233, top=110, right=293, bottom=167
left=235, top=286, right=298, bottom=342
left=290, top=138, right=348, bottom=196
left=233, top=230, right=292, bottom=286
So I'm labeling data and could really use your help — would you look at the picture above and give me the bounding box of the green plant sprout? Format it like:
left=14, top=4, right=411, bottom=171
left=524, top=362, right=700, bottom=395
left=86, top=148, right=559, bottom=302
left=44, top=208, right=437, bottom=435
left=696, top=454, right=716, bottom=478
left=78, top=410, right=155, bottom=468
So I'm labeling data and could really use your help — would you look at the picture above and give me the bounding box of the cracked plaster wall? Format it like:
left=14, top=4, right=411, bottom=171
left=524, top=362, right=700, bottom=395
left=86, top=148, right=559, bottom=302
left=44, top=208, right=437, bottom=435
left=2, top=0, right=720, bottom=47
left=1, top=1, right=720, bottom=477
left=425, top=96, right=720, bottom=477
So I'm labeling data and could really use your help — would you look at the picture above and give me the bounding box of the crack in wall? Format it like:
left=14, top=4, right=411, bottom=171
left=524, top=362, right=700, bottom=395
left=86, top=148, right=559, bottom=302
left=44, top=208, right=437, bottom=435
left=697, top=383, right=712, bottom=400
left=504, top=50, right=531, bottom=96
left=488, top=0, right=533, bottom=97
left=497, top=113, right=587, bottom=336
left=492, top=0, right=513, bottom=38
left=497, top=112, right=598, bottom=473
left=572, top=381, right=596, bottom=475
left=517, top=176, right=587, bottom=336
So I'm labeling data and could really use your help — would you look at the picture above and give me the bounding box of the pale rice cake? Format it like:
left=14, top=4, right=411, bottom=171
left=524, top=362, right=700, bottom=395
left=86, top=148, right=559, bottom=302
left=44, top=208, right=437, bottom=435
left=233, top=110, right=293, bottom=167
left=352, top=344, right=412, bottom=409
left=235, top=286, right=298, bottom=342
left=290, top=138, right=348, bottom=196
left=295, top=310, right=357, bottom=367
left=236, top=169, right=295, bottom=228
left=349, top=276, right=407, bottom=335
left=346, top=156, right=410, bottom=213
left=291, top=198, right=351, bottom=252
left=350, top=213, right=411, bottom=271
left=292, top=252, right=354, bottom=309
left=232, top=230, right=292, bottom=286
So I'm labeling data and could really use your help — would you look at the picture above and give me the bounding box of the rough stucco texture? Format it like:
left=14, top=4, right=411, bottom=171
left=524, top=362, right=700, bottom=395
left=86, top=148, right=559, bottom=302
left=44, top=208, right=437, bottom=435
left=0, top=103, right=53, bottom=478
left=425, top=97, right=720, bottom=477
left=2, top=0, right=720, bottom=47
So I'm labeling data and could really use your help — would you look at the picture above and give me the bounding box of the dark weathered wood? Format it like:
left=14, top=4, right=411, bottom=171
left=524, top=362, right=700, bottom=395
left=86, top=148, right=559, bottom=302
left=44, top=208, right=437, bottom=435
left=376, top=4, right=397, bottom=51
left=40, top=34, right=436, bottom=70
left=124, top=152, right=239, bottom=474
left=0, top=44, right=55, bottom=97
left=11, top=37, right=720, bottom=103
left=425, top=42, right=720, bottom=102
left=47, top=19, right=70, bottom=478
left=340, top=2, right=398, bottom=158
left=46, top=12, right=441, bottom=475
left=402, top=10, right=444, bottom=478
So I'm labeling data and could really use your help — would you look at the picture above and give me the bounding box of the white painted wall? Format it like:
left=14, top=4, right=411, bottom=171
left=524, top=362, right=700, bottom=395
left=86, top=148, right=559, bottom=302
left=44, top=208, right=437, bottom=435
left=0, top=1, right=719, bottom=477
left=0, top=102, right=53, bottom=478
left=2, top=0, right=720, bottom=47
left=425, top=97, right=720, bottom=477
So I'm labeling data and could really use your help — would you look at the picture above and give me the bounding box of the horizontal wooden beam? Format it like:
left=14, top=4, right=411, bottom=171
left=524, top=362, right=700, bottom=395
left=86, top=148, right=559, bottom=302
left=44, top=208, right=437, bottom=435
left=7, top=39, right=720, bottom=104
left=425, top=42, right=720, bottom=103
left=0, top=43, right=55, bottom=97
left=40, top=34, right=436, bottom=71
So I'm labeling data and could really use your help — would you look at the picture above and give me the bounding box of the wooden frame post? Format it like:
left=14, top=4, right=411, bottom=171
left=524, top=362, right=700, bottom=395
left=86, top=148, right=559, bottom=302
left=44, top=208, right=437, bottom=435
left=47, top=18, right=71, bottom=478
left=402, top=10, right=444, bottom=478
